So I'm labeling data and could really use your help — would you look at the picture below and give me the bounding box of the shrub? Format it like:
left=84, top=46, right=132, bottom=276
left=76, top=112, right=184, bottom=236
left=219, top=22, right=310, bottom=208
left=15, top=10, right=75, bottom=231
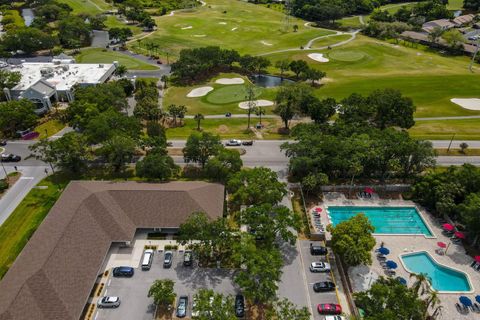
left=0, top=179, right=8, bottom=192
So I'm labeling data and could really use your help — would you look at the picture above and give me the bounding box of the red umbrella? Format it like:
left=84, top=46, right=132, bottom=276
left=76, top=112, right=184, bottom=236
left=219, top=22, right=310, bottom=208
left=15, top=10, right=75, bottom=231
left=455, top=231, right=466, bottom=239
left=442, top=223, right=455, bottom=231
left=315, top=207, right=323, bottom=213
left=437, top=242, right=447, bottom=248
left=474, top=256, right=480, bottom=263
left=365, top=187, right=375, bottom=194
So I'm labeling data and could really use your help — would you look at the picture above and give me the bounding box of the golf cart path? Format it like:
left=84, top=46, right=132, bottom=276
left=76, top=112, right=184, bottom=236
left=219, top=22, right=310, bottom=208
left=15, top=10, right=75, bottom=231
left=167, top=0, right=207, bottom=16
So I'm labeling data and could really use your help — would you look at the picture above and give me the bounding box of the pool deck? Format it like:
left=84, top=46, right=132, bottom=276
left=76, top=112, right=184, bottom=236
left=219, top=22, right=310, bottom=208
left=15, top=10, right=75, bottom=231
left=318, top=193, right=480, bottom=320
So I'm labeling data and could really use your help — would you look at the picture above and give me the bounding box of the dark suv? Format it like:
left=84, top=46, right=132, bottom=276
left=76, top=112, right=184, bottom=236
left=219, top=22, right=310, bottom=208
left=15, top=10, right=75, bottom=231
left=163, top=251, right=173, bottom=268
left=310, top=243, right=328, bottom=255
left=183, top=250, right=193, bottom=266
left=235, top=294, right=245, bottom=318
left=112, top=266, right=134, bottom=277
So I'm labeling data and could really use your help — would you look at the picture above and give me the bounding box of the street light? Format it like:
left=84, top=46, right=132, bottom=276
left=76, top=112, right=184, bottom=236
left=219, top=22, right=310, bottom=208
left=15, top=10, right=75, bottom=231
left=1, top=161, right=8, bottom=183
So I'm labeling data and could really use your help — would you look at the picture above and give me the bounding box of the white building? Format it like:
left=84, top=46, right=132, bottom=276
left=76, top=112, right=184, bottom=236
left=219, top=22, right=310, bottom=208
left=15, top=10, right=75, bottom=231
left=4, top=55, right=116, bottom=114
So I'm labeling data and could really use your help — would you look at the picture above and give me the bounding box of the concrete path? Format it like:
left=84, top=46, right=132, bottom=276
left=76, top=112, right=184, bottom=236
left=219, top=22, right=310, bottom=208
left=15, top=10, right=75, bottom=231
left=415, top=115, right=480, bottom=121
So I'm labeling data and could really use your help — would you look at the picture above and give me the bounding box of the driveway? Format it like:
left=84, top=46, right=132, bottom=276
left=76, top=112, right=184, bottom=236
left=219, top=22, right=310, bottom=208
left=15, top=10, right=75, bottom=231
left=96, top=250, right=239, bottom=320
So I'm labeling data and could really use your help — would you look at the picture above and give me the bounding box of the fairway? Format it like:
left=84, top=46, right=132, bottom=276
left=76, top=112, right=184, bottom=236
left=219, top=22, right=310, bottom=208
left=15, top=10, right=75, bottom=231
left=265, top=36, right=480, bottom=118
left=75, top=48, right=158, bottom=70
left=130, top=0, right=335, bottom=58
left=410, top=119, right=480, bottom=140
left=206, top=85, right=263, bottom=104
left=57, top=0, right=112, bottom=14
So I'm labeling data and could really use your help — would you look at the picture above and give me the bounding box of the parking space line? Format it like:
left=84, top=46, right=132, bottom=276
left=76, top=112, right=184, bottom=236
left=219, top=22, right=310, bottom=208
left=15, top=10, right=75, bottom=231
left=94, top=311, right=99, bottom=320
left=107, top=279, right=111, bottom=286
left=104, top=289, right=108, bottom=296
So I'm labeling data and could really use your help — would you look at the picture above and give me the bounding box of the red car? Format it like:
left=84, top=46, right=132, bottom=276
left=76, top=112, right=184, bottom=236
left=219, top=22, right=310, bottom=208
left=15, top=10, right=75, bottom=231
left=317, top=303, right=342, bottom=315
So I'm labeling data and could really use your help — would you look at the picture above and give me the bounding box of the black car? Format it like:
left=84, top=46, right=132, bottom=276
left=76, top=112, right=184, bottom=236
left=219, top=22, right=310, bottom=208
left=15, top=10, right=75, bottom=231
left=0, top=140, right=6, bottom=146
left=241, top=140, right=253, bottom=146
left=176, top=295, right=188, bottom=318
left=0, top=154, right=21, bottom=162
left=112, top=266, right=134, bottom=277
left=183, top=250, right=193, bottom=266
left=313, top=281, right=336, bottom=292
left=310, top=243, right=328, bottom=255
left=235, top=294, right=245, bottom=318
left=163, top=251, right=173, bottom=268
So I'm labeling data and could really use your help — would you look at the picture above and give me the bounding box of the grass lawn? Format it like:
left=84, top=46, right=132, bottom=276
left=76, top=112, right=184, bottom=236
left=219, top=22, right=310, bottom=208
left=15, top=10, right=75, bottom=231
left=74, top=48, right=158, bottom=70
left=265, top=36, right=480, bottom=118
left=409, top=119, right=480, bottom=140
left=166, top=118, right=285, bottom=139
left=338, top=16, right=363, bottom=29
left=57, top=0, right=112, bottom=14
left=310, top=34, right=353, bottom=48
left=0, top=174, right=70, bottom=279
left=435, top=148, right=480, bottom=156
left=104, top=15, right=142, bottom=35
left=447, top=0, right=463, bottom=10
left=34, top=120, right=65, bottom=139
left=129, top=0, right=334, bottom=58
left=163, top=73, right=277, bottom=115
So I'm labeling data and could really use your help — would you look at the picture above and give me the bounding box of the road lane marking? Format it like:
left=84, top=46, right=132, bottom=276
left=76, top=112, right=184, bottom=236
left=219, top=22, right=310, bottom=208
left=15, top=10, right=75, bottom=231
left=94, top=311, right=99, bottom=320
left=19, top=177, right=34, bottom=180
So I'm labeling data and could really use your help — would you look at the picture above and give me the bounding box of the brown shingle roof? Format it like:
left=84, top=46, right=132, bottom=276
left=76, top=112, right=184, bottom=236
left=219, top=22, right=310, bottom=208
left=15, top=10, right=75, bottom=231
left=0, top=181, right=224, bottom=320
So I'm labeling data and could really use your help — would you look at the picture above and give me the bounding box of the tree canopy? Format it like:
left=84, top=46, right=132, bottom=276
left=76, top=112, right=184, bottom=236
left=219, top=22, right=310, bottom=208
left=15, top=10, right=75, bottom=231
left=148, top=279, right=176, bottom=307
left=0, top=100, right=38, bottom=137
left=183, top=132, right=223, bottom=168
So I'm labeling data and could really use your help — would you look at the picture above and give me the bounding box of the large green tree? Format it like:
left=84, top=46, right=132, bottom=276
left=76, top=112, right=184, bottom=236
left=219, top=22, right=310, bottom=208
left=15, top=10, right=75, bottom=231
left=0, top=70, right=21, bottom=101
left=183, top=132, right=223, bottom=168
left=204, top=148, right=243, bottom=182
left=148, top=279, right=176, bottom=307
left=136, top=151, right=177, bottom=181
left=2, top=27, right=57, bottom=54
left=268, top=298, right=311, bottom=320
left=0, top=100, right=38, bottom=137
left=328, top=213, right=376, bottom=267
left=98, top=135, right=137, bottom=172
left=192, top=289, right=236, bottom=320
left=58, top=16, right=92, bottom=48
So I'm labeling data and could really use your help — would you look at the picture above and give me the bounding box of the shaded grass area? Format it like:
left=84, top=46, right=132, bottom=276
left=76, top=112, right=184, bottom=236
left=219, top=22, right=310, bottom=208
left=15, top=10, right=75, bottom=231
left=166, top=118, right=285, bottom=139
left=34, top=120, right=65, bottom=139
left=130, top=0, right=334, bottom=58
left=338, top=16, right=363, bottom=29
left=265, top=36, right=480, bottom=118
left=0, top=174, right=70, bottom=279
left=409, top=119, right=480, bottom=140
left=74, top=48, right=158, bottom=70
left=104, top=15, right=142, bottom=35
left=164, top=73, right=277, bottom=115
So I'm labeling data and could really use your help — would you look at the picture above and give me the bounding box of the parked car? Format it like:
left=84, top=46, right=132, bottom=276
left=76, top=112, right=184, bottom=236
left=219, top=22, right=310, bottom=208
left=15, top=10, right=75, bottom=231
left=313, top=281, right=336, bottom=292
left=241, top=140, right=253, bottom=146
left=183, top=250, right=193, bottom=266
left=325, top=316, right=346, bottom=320
left=176, top=296, right=188, bottom=318
left=0, top=154, right=21, bottom=162
left=310, top=262, right=331, bottom=273
left=225, top=112, right=232, bottom=117
left=0, top=139, right=6, bottom=146
left=235, top=294, right=245, bottom=318
left=310, top=243, right=328, bottom=255
left=226, top=139, right=242, bottom=146
left=317, top=303, right=342, bottom=315
left=157, top=60, right=163, bottom=64
left=141, top=249, right=154, bottom=270
left=163, top=251, right=173, bottom=268
left=98, top=296, right=121, bottom=308
left=112, top=266, right=134, bottom=277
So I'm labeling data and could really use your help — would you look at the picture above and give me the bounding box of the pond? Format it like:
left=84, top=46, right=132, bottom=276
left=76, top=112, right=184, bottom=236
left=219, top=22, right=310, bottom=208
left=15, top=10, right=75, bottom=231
left=249, top=74, right=294, bottom=88
left=21, top=9, right=35, bottom=27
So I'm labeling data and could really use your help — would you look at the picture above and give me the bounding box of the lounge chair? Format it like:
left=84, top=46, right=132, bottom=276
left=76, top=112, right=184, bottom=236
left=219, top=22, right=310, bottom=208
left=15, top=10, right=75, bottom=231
left=473, top=303, right=480, bottom=313
left=470, top=261, right=477, bottom=267
left=475, top=264, right=480, bottom=271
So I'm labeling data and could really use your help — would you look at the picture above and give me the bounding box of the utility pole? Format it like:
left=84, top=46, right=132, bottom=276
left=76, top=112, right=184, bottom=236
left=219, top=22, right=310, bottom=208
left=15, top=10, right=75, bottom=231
left=469, top=37, right=479, bottom=73
left=447, top=133, right=456, bottom=153
left=283, top=0, right=291, bottom=32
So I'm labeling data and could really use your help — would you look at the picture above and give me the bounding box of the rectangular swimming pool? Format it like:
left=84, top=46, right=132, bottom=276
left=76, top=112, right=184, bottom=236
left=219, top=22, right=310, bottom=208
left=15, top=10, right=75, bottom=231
left=327, top=206, right=433, bottom=236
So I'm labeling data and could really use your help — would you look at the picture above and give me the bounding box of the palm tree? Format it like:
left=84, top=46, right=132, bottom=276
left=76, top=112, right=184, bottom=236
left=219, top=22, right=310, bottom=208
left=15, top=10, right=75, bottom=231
left=255, top=106, right=266, bottom=126
left=245, top=84, right=256, bottom=129
left=410, top=273, right=430, bottom=296
left=194, top=113, right=204, bottom=131
left=423, top=290, right=441, bottom=319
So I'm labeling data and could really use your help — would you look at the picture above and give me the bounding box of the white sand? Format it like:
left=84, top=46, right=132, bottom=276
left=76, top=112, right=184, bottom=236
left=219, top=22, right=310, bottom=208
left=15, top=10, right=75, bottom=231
left=193, top=34, right=206, bottom=37
left=187, top=86, right=214, bottom=98
left=261, top=40, right=273, bottom=46
left=308, top=53, right=329, bottom=63
left=219, top=22, right=227, bottom=25
left=238, top=100, right=274, bottom=109
left=215, top=77, right=245, bottom=85
left=451, top=98, right=480, bottom=110
left=231, top=27, right=238, bottom=31
left=181, top=26, right=193, bottom=30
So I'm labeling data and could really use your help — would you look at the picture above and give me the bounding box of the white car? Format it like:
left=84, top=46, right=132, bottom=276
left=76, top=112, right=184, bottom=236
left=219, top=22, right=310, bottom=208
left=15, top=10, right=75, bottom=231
left=310, top=262, right=331, bottom=273
left=325, top=316, right=346, bottom=320
left=97, top=296, right=120, bottom=308
left=226, top=139, right=242, bottom=146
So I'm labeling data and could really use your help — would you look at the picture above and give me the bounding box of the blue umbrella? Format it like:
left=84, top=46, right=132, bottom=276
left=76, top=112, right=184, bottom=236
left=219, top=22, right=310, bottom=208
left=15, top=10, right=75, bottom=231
left=396, top=277, right=407, bottom=285
left=386, top=260, right=398, bottom=269
left=459, top=296, right=472, bottom=307
left=378, top=247, right=390, bottom=255
left=476, top=295, right=480, bottom=304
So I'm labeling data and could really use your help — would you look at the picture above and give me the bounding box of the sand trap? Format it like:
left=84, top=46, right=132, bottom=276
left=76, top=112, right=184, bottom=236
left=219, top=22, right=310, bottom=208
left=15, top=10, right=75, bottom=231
left=187, top=86, right=214, bottom=98
left=308, top=53, right=329, bottom=63
left=416, top=52, right=422, bottom=56
left=231, top=27, right=238, bottom=31
left=215, top=77, right=245, bottom=85
left=238, top=100, right=274, bottom=109
left=219, top=22, right=227, bottom=25
left=181, top=26, right=193, bottom=30
left=193, top=34, right=206, bottom=37
left=261, top=40, right=273, bottom=46
left=451, top=98, right=480, bottom=110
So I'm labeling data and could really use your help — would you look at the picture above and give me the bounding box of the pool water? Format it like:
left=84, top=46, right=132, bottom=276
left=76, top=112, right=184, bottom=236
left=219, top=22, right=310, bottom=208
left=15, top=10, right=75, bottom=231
left=401, top=252, right=472, bottom=292
left=327, top=206, right=433, bottom=236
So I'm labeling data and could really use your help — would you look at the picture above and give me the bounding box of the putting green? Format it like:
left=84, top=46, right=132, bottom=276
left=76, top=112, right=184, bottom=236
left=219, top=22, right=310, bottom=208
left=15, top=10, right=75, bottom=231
left=205, top=85, right=263, bottom=104
left=327, top=50, right=366, bottom=62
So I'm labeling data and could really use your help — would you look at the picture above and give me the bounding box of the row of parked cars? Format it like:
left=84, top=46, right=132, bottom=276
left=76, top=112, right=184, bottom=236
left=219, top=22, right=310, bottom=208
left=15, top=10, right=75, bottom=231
left=309, top=243, right=345, bottom=319
left=225, top=139, right=253, bottom=146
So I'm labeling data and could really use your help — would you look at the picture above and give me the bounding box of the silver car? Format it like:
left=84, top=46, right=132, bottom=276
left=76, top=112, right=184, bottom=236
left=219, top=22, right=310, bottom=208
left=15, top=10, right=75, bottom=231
left=309, top=262, right=331, bottom=273
left=97, top=296, right=120, bottom=308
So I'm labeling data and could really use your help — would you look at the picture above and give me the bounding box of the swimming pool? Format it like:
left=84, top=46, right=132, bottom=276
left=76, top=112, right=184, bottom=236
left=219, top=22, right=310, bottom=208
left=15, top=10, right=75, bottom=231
left=400, top=251, right=473, bottom=292
left=327, top=206, right=433, bottom=236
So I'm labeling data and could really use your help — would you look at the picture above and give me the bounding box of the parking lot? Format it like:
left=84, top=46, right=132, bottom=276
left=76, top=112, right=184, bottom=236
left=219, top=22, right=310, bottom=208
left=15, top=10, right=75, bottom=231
left=299, top=240, right=341, bottom=320
left=96, top=249, right=239, bottom=320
